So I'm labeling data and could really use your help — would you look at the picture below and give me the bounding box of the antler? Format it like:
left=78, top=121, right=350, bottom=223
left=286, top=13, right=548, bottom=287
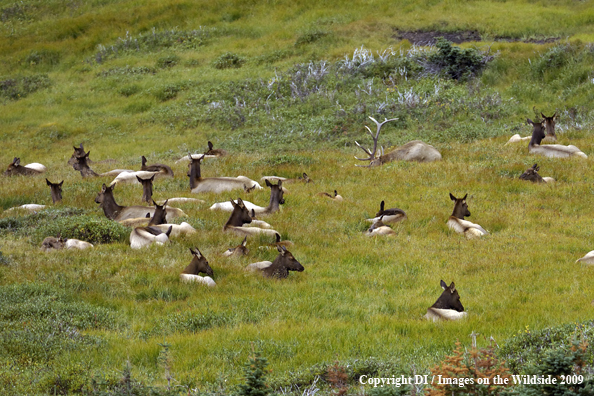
left=354, top=116, right=398, bottom=167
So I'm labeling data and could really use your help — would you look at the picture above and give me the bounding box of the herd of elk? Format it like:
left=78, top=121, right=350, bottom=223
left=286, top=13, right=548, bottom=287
left=527, top=118, right=587, bottom=158
left=209, top=179, right=284, bottom=215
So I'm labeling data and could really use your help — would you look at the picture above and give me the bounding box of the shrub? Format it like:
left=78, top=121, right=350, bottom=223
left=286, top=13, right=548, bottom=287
left=425, top=38, right=493, bottom=80
left=152, top=83, right=187, bottom=101
left=0, top=74, right=51, bottom=100
left=156, top=54, right=180, bottom=69
left=237, top=348, right=271, bottom=396
left=295, top=29, right=329, bottom=47
left=119, top=84, right=141, bottom=97
left=213, top=52, right=245, bottom=69
left=23, top=49, right=61, bottom=67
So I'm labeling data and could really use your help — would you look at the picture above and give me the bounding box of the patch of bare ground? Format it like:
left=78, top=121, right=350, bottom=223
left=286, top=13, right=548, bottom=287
left=393, top=29, right=560, bottom=45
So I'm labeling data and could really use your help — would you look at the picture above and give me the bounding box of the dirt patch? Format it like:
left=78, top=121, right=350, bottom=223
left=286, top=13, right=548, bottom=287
left=393, top=29, right=559, bottom=45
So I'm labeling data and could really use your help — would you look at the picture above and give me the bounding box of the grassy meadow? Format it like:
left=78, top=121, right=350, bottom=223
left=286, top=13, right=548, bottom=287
left=2, top=0, right=594, bottom=394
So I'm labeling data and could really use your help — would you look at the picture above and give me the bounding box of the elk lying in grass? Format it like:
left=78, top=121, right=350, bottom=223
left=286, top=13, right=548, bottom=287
left=527, top=118, right=586, bottom=158
left=246, top=245, right=304, bottom=279
left=425, top=280, right=467, bottom=321
left=3, top=157, right=46, bottom=176
left=142, top=199, right=196, bottom=237
left=209, top=180, right=284, bottom=215
left=519, top=164, right=554, bottom=183
left=447, top=193, right=488, bottom=239
left=141, top=155, right=174, bottom=177
left=507, top=112, right=558, bottom=144
left=72, top=150, right=133, bottom=178
left=46, top=179, right=63, bottom=203
left=180, top=248, right=216, bottom=286
left=355, top=117, right=441, bottom=166
left=223, top=237, right=249, bottom=257
left=95, top=183, right=185, bottom=222
left=317, top=190, right=343, bottom=201
left=576, top=250, right=594, bottom=265
left=137, top=175, right=154, bottom=203
left=41, top=236, right=94, bottom=251
left=261, top=172, right=313, bottom=184
left=5, top=204, right=46, bottom=213
left=187, top=154, right=262, bottom=194
left=366, top=201, right=407, bottom=224
left=130, top=225, right=172, bottom=249
left=365, top=215, right=396, bottom=237
left=204, top=141, right=227, bottom=157
left=223, top=198, right=279, bottom=237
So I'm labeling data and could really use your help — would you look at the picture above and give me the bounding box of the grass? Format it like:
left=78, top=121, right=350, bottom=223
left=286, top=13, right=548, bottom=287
left=2, top=0, right=594, bottom=394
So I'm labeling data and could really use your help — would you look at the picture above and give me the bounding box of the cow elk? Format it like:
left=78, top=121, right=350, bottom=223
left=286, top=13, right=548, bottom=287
left=354, top=117, right=441, bottom=166
left=129, top=225, right=172, bottom=249
left=527, top=118, right=586, bottom=158
left=41, top=236, right=94, bottom=251
left=425, top=280, right=467, bottom=321
left=142, top=199, right=196, bottom=237
left=317, top=190, right=343, bottom=201
left=246, top=245, right=304, bottom=279
left=187, top=154, right=262, bottom=194
left=180, top=248, right=216, bottom=286
left=519, top=164, right=554, bottom=183
left=223, top=237, right=249, bottom=257
left=209, top=180, right=284, bottom=215
left=137, top=175, right=154, bottom=203
left=141, top=155, right=174, bottom=177
left=365, top=215, right=396, bottom=237
left=261, top=172, right=312, bottom=184
left=447, top=193, right=488, bottom=239
left=576, top=250, right=594, bottom=265
left=204, top=141, right=227, bottom=157
left=3, top=157, right=46, bottom=176
left=223, top=198, right=279, bottom=237
left=366, top=201, right=407, bottom=224
left=95, top=183, right=185, bottom=222
left=46, top=179, right=63, bottom=203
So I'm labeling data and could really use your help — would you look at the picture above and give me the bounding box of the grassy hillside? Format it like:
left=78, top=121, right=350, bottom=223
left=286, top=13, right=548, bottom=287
left=2, top=0, right=594, bottom=394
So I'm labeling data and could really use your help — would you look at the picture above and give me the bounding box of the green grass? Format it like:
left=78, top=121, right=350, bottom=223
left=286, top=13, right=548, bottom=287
left=2, top=0, right=594, bottom=394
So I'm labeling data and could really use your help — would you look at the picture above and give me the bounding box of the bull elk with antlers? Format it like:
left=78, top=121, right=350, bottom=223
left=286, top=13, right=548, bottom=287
left=354, top=117, right=441, bottom=166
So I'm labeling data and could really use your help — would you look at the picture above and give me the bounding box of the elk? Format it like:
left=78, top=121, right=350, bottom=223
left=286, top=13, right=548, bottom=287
left=223, top=237, right=249, bottom=257
left=46, top=179, right=63, bottom=203
left=425, top=280, right=467, bottom=322
left=68, top=143, right=86, bottom=166
left=317, top=190, right=343, bottom=201
left=576, top=250, right=594, bottom=265
left=187, top=154, right=262, bottom=194
left=246, top=245, right=304, bottom=279
left=95, top=183, right=185, bottom=222
left=354, top=117, right=441, bottom=166
left=366, top=201, right=407, bottom=224
left=204, top=141, right=227, bottom=157
left=180, top=248, right=216, bottom=286
left=130, top=225, right=172, bottom=249
left=142, top=199, right=196, bottom=237
left=447, top=193, right=488, bottom=239
left=261, top=172, right=313, bottom=184
left=541, top=112, right=558, bottom=142
left=5, top=204, right=46, bottom=213
left=3, top=157, right=46, bottom=176
left=365, top=215, right=396, bottom=237
left=41, top=236, right=93, bottom=251
left=223, top=198, right=279, bottom=237
left=137, top=175, right=154, bottom=203
left=141, top=155, right=174, bottom=177
left=519, top=164, right=554, bottom=183
left=71, top=150, right=133, bottom=178
left=527, top=119, right=586, bottom=158
left=209, top=180, right=284, bottom=215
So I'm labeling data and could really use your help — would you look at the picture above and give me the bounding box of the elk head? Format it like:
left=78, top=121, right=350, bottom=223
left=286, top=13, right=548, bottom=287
left=354, top=116, right=398, bottom=167
left=429, top=280, right=465, bottom=312
left=450, top=193, right=470, bottom=219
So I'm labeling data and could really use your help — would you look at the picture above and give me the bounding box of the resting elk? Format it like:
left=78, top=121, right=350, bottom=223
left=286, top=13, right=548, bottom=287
left=317, top=190, right=343, bottom=201
left=519, top=164, right=554, bottom=183
left=209, top=179, right=284, bottom=215
left=204, top=141, right=227, bottom=157
left=187, top=154, right=262, bottom=194
left=46, top=179, right=63, bottom=203
left=424, top=280, right=467, bottom=321
left=130, top=224, right=172, bottom=249
left=137, top=175, right=154, bottom=203
left=72, top=151, right=135, bottom=178
left=366, top=201, right=407, bottom=224
left=365, top=215, right=396, bottom=237
left=447, top=193, right=488, bottom=239
left=140, top=155, right=174, bottom=177
left=141, top=199, right=196, bottom=237
left=354, top=117, right=441, bottom=166
left=41, top=236, right=93, bottom=251
left=223, top=237, right=249, bottom=257
left=223, top=198, right=279, bottom=237
left=261, top=172, right=312, bottom=184
left=527, top=118, right=586, bottom=158
left=507, top=112, right=558, bottom=144
left=246, top=245, right=304, bottom=278
left=95, top=183, right=185, bottom=222
left=3, top=157, right=46, bottom=176
left=180, top=248, right=216, bottom=286
left=576, top=250, right=594, bottom=265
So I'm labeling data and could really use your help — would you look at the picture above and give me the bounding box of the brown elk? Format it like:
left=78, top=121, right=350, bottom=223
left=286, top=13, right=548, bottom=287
left=223, top=237, right=249, bottom=257
left=317, top=190, right=343, bottom=201
left=519, top=164, right=554, bottom=183
left=204, top=141, right=227, bottom=157
left=365, top=215, right=396, bottom=237
left=46, top=179, right=63, bottom=203
left=95, top=183, right=185, bottom=222
left=129, top=225, right=172, bottom=249
left=3, top=157, right=45, bottom=176
left=354, top=117, right=441, bottom=166
left=142, top=199, right=196, bottom=237
left=541, top=112, right=557, bottom=142
left=180, top=248, right=216, bottom=286
left=223, top=198, right=279, bottom=237
left=366, top=201, right=407, bottom=224
left=209, top=179, right=284, bottom=215
left=141, top=155, right=174, bottom=177
left=72, top=151, right=100, bottom=177
left=246, top=245, right=304, bottom=279
left=527, top=119, right=586, bottom=158
left=425, top=280, right=467, bottom=321
left=447, top=193, right=488, bottom=239
left=261, top=172, right=313, bottom=184
left=41, top=235, right=93, bottom=251
left=187, top=154, right=262, bottom=194
left=136, top=175, right=155, bottom=203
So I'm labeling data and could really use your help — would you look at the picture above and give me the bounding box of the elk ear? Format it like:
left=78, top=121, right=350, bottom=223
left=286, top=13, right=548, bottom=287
left=162, top=199, right=168, bottom=207
left=275, top=233, right=281, bottom=243
left=189, top=248, right=196, bottom=255
left=241, top=236, right=247, bottom=247
left=136, top=176, right=142, bottom=183
left=46, top=178, right=51, bottom=186
left=541, top=112, right=546, bottom=118
left=73, top=146, right=78, bottom=151
left=277, top=180, right=282, bottom=188
left=449, top=282, right=456, bottom=293
left=527, top=118, right=533, bottom=125
left=380, top=201, right=385, bottom=211
left=145, top=213, right=150, bottom=218
left=237, top=198, right=245, bottom=207
left=265, top=179, right=272, bottom=187
left=101, top=183, right=108, bottom=192
left=208, top=141, right=214, bottom=150
left=462, top=194, right=468, bottom=201
left=58, top=181, right=64, bottom=187
left=165, top=226, right=173, bottom=237
left=440, top=280, right=447, bottom=290
left=152, top=199, right=158, bottom=206
left=194, top=248, right=202, bottom=258
left=230, top=199, right=238, bottom=208
left=449, top=193, right=456, bottom=201
left=277, top=245, right=287, bottom=255
left=14, top=158, right=20, bottom=166
left=251, top=209, right=256, bottom=218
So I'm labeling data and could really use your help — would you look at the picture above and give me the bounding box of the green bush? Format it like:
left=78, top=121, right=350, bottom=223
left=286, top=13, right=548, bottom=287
left=213, top=52, right=245, bottom=69
left=119, top=84, right=141, bottom=97
left=427, top=38, right=492, bottom=80
left=23, top=48, right=61, bottom=67
left=294, top=29, right=329, bottom=47
left=156, top=54, right=180, bottom=69
left=0, top=74, right=51, bottom=100
left=237, top=349, right=271, bottom=396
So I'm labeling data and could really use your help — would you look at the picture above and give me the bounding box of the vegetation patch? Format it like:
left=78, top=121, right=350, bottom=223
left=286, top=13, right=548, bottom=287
left=0, top=74, right=51, bottom=100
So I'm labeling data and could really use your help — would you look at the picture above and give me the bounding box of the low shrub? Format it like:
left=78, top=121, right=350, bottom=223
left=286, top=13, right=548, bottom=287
left=0, top=74, right=51, bottom=100
left=295, top=29, right=329, bottom=47
left=33, top=214, right=129, bottom=244
left=213, top=52, right=245, bottom=69
left=156, top=54, right=180, bottom=69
